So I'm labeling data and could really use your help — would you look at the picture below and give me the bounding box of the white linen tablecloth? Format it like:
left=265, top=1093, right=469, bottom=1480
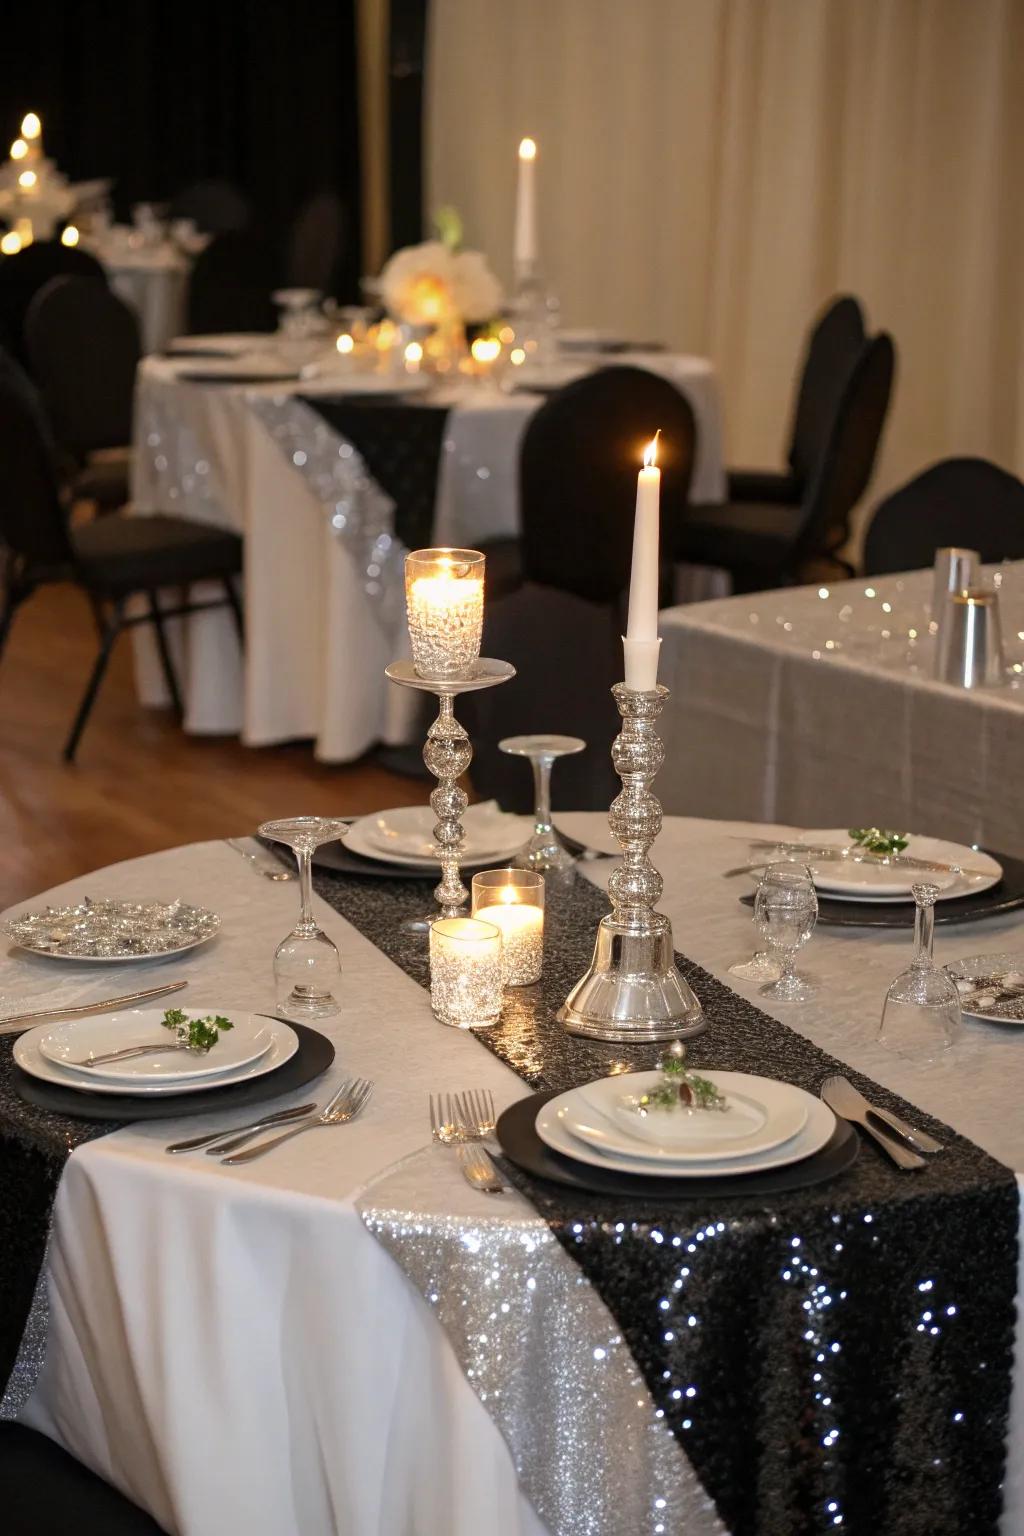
left=129, top=353, right=727, bottom=761
left=7, top=816, right=1024, bottom=1534
left=657, top=565, right=1024, bottom=855
left=100, top=248, right=189, bottom=354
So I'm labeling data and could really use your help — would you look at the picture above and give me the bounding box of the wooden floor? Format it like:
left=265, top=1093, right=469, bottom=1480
left=0, top=584, right=429, bottom=900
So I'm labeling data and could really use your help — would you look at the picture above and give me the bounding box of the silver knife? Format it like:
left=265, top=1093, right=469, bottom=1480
left=730, top=843, right=989, bottom=879
left=0, top=979, right=188, bottom=1036
left=166, top=1102, right=317, bottom=1154
left=821, top=1075, right=935, bottom=1167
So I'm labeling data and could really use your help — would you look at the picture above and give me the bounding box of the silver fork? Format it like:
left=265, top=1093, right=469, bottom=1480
left=455, top=1088, right=496, bottom=1138
left=429, top=1091, right=468, bottom=1145
left=457, top=1143, right=505, bottom=1194
left=220, top=1078, right=373, bottom=1163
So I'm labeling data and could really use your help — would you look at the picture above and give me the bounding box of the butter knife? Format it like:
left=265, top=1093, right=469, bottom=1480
left=821, top=1075, right=935, bottom=1167
left=0, top=979, right=188, bottom=1036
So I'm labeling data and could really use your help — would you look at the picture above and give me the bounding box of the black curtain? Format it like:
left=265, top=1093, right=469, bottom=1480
left=0, top=0, right=362, bottom=298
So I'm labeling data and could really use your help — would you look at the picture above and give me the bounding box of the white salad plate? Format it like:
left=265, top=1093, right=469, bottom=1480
left=537, top=1073, right=835, bottom=1178
left=15, top=1017, right=298, bottom=1096
left=562, top=1071, right=809, bottom=1162
left=37, top=1008, right=274, bottom=1083
left=799, top=830, right=1001, bottom=902
left=348, top=801, right=531, bottom=869
left=946, top=953, right=1024, bottom=1025
left=167, top=333, right=273, bottom=356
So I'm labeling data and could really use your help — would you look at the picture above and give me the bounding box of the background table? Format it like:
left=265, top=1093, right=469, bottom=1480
left=5, top=816, right=1024, bottom=1534
left=95, top=244, right=189, bottom=353
left=129, top=352, right=726, bottom=761
left=658, top=564, right=1024, bottom=855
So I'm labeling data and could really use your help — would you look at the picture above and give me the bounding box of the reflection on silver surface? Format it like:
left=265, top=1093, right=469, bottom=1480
left=4, top=898, right=220, bottom=960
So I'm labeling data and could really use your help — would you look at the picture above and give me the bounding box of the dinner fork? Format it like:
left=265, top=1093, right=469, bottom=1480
left=455, top=1088, right=496, bottom=1138
left=220, top=1078, right=373, bottom=1163
left=457, top=1143, right=505, bottom=1194
left=429, top=1091, right=469, bottom=1145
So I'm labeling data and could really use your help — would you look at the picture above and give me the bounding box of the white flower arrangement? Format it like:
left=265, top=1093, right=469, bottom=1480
left=379, top=238, right=502, bottom=328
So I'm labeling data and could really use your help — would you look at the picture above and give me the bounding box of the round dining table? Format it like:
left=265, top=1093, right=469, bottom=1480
left=3, top=814, right=1023, bottom=1536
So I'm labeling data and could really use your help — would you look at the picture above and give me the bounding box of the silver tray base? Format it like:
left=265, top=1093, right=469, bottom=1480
left=556, top=914, right=706, bottom=1043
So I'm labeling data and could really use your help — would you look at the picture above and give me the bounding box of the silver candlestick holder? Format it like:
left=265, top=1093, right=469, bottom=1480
left=557, top=682, right=705, bottom=1042
left=385, top=659, right=515, bottom=922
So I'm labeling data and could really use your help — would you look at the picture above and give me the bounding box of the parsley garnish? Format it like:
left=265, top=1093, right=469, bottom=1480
left=160, top=1008, right=234, bottom=1053
left=848, top=827, right=909, bottom=857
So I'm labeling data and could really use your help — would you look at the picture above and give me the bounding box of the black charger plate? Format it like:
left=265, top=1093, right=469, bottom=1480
left=740, top=849, right=1024, bottom=928
left=496, top=1089, right=859, bottom=1199
left=13, top=1019, right=334, bottom=1122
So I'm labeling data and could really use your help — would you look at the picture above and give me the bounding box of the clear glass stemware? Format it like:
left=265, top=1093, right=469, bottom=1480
left=729, top=843, right=808, bottom=981
left=754, top=863, right=818, bottom=1002
left=500, top=734, right=586, bottom=875
left=877, top=882, right=963, bottom=1063
left=258, top=816, right=350, bottom=1019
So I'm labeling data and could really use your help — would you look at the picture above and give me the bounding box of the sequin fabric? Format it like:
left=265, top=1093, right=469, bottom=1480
left=316, top=865, right=1018, bottom=1536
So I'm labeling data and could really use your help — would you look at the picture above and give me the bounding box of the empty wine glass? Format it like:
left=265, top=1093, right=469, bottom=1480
left=500, top=734, right=586, bottom=874
left=259, top=816, right=350, bottom=1019
left=877, top=883, right=962, bottom=1063
left=754, top=863, right=818, bottom=1002
left=728, top=844, right=807, bottom=981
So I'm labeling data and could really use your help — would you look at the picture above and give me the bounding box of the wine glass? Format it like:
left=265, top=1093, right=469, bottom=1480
left=754, top=863, right=818, bottom=1002
left=499, top=734, right=586, bottom=874
left=258, top=816, right=350, bottom=1019
left=877, top=883, right=962, bottom=1063
left=728, top=844, right=808, bottom=981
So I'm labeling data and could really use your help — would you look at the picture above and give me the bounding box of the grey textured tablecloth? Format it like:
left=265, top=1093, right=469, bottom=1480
left=657, top=564, right=1024, bottom=855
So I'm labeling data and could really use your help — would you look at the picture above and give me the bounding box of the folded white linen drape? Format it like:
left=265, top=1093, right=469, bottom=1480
left=426, top=0, right=1024, bottom=539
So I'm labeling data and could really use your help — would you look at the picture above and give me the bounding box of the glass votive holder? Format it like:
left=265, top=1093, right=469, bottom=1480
left=405, top=547, right=485, bottom=679
left=471, top=868, right=544, bottom=986
left=429, top=916, right=503, bottom=1028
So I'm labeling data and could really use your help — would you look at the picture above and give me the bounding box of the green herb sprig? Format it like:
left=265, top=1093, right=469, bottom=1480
left=633, top=1043, right=727, bottom=1114
left=848, top=827, right=909, bottom=857
left=161, top=1007, right=234, bottom=1054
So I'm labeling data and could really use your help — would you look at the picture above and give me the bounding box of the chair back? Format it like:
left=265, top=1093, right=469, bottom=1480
left=793, top=332, right=895, bottom=569
left=787, top=295, right=867, bottom=488
left=25, top=276, right=140, bottom=457
left=0, top=354, right=74, bottom=569
left=187, top=231, right=279, bottom=334
left=519, top=366, right=696, bottom=601
left=0, top=241, right=106, bottom=364
left=167, top=179, right=251, bottom=234
left=287, top=191, right=346, bottom=295
left=863, top=458, right=1024, bottom=574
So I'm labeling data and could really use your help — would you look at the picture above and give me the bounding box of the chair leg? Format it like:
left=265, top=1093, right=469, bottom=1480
left=0, top=581, right=28, bottom=664
left=222, top=575, right=244, bottom=646
left=63, top=600, right=125, bottom=763
left=147, top=591, right=184, bottom=718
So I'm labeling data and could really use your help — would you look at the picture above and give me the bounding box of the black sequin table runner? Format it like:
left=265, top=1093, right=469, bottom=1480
left=314, top=864, right=1019, bottom=1536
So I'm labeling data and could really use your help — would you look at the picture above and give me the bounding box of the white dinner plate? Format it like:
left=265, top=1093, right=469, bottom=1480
left=174, top=355, right=301, bottom=381
left=946, top=953, right=1024, bottom=1025
left=166, top=333, right=273, bottom=356
left=298, top=366, right=431, bottom=394
left=562, top=1071, right=809, bottom=1162
left=347, top=801, right=532, bottom=869
left=37, top=1007, right=274, bottom=1083
left=14, top=1017, right=298, bottom=1096
left=537, top=1077, right=835, bottom=1178
left=799, top=829, right=1001, bottom=902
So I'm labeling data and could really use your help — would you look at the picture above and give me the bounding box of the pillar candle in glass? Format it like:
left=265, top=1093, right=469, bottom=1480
left=429, top=916, right=503, bottom=1027
left=471, top=868, right=544, bottom=986
left=405, top=547, right=485, bottom=679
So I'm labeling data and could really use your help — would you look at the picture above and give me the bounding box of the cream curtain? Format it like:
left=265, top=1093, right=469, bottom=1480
left=425, top=0, right=1024, bottom=538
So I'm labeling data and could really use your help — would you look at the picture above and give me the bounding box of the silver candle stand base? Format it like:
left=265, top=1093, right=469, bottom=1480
left=557, top=682, right=705, bottom=1043
left=385, top=659, right=515, bottom=921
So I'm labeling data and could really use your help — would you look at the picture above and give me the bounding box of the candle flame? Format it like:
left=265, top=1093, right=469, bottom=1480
left=20, top=113, right=41, bottom=140
left=404, top=340, right=423, bottom=364
left=0, top=231, right=22, bottom=255
left=17, top=169, right=37, bottom=189
left=336, top=332, right=354, bottom=354
left=60, top=224, right=79, bottom=248
left=518, top=137, right=537, bottom=161
left=9, top=138, right=27, bottom=160
left=643, top=430, right=661, bottom=469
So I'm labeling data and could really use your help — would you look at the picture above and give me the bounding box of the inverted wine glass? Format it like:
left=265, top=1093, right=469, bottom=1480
left=500, top=734, right=585, bottom=874
left=754, top=863, right=818, bottom=1002
left=259, top=816, right=349, bottom=1019
left=877, top=883, right=962, bottom=1063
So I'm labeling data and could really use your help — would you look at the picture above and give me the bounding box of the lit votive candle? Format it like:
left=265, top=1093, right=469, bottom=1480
left=472, top=869, right=544, bottom=986
left=430, top=917, right=503, bottom=1028
left=405, top=547, right=485, bottom=679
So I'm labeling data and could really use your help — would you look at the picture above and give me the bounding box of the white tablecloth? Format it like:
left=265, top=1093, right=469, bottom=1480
left=129, top=353, right=727, bottom=761
left=7, top=816, right=1024, bottom=1534
left=99, top=247, right=189, bottom=354
left=657, top=565, right=1024, bottom=855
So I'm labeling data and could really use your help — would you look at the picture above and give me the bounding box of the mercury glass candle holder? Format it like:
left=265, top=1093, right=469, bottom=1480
left=429, top=916, right=503, bottom=1028
left=405, top=547, right=485, bottom=680
left=471, top=868, right=544, bottom=986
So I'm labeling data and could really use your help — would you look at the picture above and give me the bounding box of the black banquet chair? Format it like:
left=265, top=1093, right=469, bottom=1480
left=0, top=362, right=244, bottom=761
left=863, top=457, right=1024, bottom=574
left=25, top=275, right=140, bottom=510
left=466, top=366, right=697, bottom=811
left=676, top=332, right=895, bottom=592
left=0, top=239, right=106, bottom=364
left=729, top=294, right=867, bottom=505
left=0, top=1422, right=166, bottom=1535
left=167, top=178, right=251, bottom=235
left=187, top=231, right=279, bottom=335
left=287, top=190, right=347, bottom=295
